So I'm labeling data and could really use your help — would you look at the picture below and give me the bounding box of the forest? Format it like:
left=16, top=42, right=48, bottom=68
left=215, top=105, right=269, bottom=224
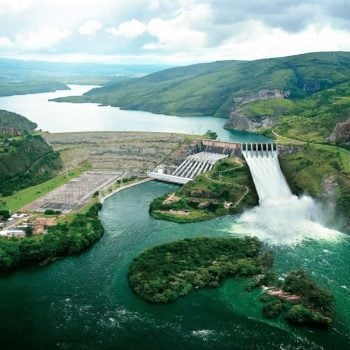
left=0, top=203, right=103, bottom=271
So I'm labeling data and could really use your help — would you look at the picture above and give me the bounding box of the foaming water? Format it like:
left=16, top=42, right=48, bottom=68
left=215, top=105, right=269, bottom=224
left=234, top=148, right=341, bottom=245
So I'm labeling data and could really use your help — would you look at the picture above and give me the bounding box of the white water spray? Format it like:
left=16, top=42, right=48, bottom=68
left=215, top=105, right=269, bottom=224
left=233, top=145, right=340, bottom=245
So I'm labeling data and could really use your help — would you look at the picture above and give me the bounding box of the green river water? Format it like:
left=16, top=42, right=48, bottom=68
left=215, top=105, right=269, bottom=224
left=0, top=181, right=349, bottom=349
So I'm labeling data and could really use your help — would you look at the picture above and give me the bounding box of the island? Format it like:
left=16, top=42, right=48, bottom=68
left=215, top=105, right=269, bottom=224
left=129, top=237, right=334, bottom=329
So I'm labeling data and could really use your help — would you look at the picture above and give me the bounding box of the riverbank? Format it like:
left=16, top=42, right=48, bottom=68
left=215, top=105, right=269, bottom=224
left=100, top=177, right=153, bottom=203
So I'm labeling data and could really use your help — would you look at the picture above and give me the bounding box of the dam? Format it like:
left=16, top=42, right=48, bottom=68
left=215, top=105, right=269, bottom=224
left=148, top=140, right=281, bottom=184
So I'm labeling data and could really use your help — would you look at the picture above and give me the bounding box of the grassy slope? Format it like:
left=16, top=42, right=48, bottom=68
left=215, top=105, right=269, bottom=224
left=0, top=165, right=89, bottom=212
left=150, top=157, right=258, bottom=223
left=54, top=52, right=350, bottom=123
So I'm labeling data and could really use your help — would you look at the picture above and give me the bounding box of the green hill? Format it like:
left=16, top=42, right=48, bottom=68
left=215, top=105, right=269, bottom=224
left=0, top=109, right=37, bottom=133
left=0, top=111, right=63, bottom=197
left=0, top=134, right=63, bottom=196
left=54, top=51, right=350, bottom=142
left=0, top=81, right=69, bottom=97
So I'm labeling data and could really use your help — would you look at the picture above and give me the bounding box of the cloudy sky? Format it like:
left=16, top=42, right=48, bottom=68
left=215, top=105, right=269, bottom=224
left=1, top=0, right=350, bottom=64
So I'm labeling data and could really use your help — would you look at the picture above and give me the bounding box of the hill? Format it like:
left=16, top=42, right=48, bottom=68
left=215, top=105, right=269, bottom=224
left=0, top=110, right=37, bottom=133
left=0, top=58, right=169, bottom=85
left=0, top=81, right=69, bottom=97
left=53, top=51, right=350, bottom=143
left=0, top=134, right=63, bottom=196
left=0, top=111, right=63, bottom=197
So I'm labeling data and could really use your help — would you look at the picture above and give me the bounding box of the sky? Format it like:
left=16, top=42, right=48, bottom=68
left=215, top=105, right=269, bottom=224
left=1, top=0, right=350, bottom=64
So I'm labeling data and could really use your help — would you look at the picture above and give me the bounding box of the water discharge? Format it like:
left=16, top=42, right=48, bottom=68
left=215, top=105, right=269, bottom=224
left=234, top=146, right=341, bottom=245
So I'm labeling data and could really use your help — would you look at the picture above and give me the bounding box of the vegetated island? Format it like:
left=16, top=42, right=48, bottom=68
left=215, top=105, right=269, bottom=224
left=128, top=236, right=334, bottom=329
left=149, top=157, right=258, bottom=223
left=0, top=203, right=104, bottom=271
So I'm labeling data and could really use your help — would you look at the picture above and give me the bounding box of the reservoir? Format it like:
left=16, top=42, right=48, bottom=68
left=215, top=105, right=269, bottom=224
left=0, top=85, right=269, bottom=142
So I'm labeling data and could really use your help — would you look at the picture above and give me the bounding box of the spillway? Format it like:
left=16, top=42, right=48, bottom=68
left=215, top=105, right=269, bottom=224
left=237, top=143, right=340, bottom=245
left=242, top=144, right=291, bottom=203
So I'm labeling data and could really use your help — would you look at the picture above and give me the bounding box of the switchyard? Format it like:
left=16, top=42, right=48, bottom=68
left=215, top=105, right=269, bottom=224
left=29, top=171, right=122, bottom=213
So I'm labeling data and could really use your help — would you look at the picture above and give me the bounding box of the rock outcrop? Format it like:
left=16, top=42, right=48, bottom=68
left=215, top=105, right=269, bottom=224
left=225, top=89, right=289, bottom=131
left=329, top=119, right=350, bottom=144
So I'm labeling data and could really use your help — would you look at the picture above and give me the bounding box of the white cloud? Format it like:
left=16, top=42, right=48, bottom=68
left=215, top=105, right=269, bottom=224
left=144, top=4, right=209, bottom=50
left=211, top=21, right=350, bottom=61
left=0, top=0, right=34, bottom=14
left=79, top=19, right=103, bottom=36
left=0, top=36, right=13, bottom=47
left=106, top=19, right=147, bottom=38
left=2, top=0, right=350, bottom=64
left=16, top=28, right=71, bottom=50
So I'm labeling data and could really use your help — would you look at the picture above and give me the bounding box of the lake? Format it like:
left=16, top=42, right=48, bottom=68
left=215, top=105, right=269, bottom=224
left=0, top=85, right=269, bottom=142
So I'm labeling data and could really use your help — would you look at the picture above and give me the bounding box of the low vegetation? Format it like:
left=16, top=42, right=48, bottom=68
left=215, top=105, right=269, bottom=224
left=0, top=203, right=103, bottom=271
left=0, top=166, right=88, bottom=212
left=150, top=157, right=258, bottom=223
left=129, top=236, right=269, bottom=303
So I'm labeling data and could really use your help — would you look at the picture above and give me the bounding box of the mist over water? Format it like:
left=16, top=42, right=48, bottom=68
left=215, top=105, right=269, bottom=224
left=233, top=147, right=341, bottom=245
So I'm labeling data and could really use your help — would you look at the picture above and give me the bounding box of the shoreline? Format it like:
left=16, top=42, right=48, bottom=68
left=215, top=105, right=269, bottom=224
left=100, top=178, right=153, bottom=204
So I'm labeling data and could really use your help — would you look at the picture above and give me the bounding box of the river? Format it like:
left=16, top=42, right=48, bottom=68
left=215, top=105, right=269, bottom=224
left=0, top=87, right=349, bottom=349
left=0, top=182, right=349, bottom=349
left=0, top=85, right=269, bottom=142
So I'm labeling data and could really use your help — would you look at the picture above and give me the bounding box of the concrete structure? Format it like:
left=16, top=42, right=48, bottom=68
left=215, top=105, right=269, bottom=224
left=149, top=152, right=228, bottom=184
left=148, top=141, right=294, bottom=184
left=201, top=140, right=241, bottom=156
left=241, top=143, right=277, bottom=158
left=0, top=228, right=25, bottom=238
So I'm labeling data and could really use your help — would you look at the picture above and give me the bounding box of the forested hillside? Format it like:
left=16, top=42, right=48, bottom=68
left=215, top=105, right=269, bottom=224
left=0, top=109, right=37, bottom=133
left=0, top=111, right=63, bottom=196
left=0, top=134, right=63, bottom=196
left=54, top=51, right=350, bottom=143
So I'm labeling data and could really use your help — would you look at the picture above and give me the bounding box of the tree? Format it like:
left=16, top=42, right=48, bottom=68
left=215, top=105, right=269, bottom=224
left=25, top=226, right=33, bottom=237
